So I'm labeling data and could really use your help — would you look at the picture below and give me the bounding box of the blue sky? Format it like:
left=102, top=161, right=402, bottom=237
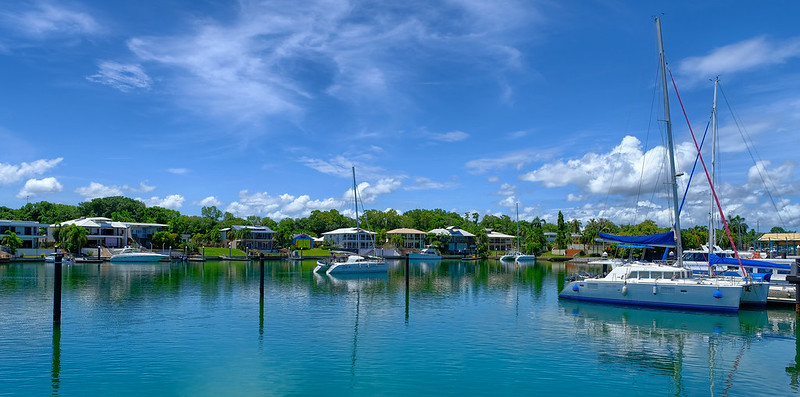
left=1, top=0, right=799, bottom=231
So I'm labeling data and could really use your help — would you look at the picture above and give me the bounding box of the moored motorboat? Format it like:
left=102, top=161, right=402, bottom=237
left=110, top=247, right=168, bottom=262
left=409, top=247, right=441, bottom=260
left=324, top=254, right=388, bottom=275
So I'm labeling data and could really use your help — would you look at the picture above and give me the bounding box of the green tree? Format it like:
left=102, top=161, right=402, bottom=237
left=61, top=224, right=88, bottom=254
left=555, top=211, right=569, bottom=249
left=475, top=229, right=489, bottom=258
left=202, top=206, right=223, bottom=222
left=390, top=234, right=405, bottom=249
left=1, top=230, right=23, bottom=255
left=151, top=231, right=177, bottom=250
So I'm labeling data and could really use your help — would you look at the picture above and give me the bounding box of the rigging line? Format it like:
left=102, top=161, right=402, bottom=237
left=678, top=119, right=711, bottom=217
left=633, top=63, right=664, bottom=226
left=668, top=67, right=748, bottom=278
left=718, top=84, right=787, bottom=229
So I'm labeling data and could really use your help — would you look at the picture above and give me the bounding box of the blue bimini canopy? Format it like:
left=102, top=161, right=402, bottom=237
left=708, top=254, right=791, bottom=270
left=597, top=231, right=676, bottom=248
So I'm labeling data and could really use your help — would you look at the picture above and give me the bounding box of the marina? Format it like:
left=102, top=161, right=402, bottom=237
left=1, top=258, right=799, bottom=396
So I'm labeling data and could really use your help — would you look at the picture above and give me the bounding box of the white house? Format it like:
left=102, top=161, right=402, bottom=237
left=221, top=225, right=277, bottom=251
left=48, top=217, right=128, bottom=248
left=322, top=227, right=377, bottom=252
left=0, top=219, right=48, bottom=250
left=428, top=226, right=476, bottom=255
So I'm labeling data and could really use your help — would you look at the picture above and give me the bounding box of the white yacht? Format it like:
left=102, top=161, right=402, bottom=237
left=559, top=262, right=742, bottom=312
left=408, top=247, right=441, bottom=260
left=319, top=254, right=388, bottom=275
left=110, top=247, right=168, bottom=262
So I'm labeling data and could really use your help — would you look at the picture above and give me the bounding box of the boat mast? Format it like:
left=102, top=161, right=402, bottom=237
left=656, top=17, right=683, bottom=266
left=516, top=202, right=520, bottom=252
left=352, top=166, right=359, bottom=231
left=708, top=77, right=719, bottom=268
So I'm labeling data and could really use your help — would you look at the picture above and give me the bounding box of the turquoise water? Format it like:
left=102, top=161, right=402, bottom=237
left=1, top=259, right=798, bottom=396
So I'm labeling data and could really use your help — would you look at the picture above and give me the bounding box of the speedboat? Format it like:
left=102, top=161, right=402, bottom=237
left=110, top=247, right=168, bottom=262
left=45, top=253, right=75, bottom=265
left=409, top=247, right=441, bottom=260
left=320, top=254, right=388, bottom=275
left=559, top=262, right=743, bottom=312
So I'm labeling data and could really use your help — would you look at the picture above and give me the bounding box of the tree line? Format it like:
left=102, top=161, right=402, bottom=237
left=1, top=196, right=791, bottom=254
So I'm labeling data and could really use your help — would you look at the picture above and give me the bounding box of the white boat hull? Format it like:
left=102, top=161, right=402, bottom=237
left=559, top=279, right=742, bottom=312
left=327, top=261, right=388, bottom=275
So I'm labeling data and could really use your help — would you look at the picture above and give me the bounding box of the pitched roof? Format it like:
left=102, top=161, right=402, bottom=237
left=387, top=228, right=427, bottom=235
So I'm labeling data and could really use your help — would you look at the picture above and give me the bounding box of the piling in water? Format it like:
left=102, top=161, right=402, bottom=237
left=53, top=253, right=62, bottom=326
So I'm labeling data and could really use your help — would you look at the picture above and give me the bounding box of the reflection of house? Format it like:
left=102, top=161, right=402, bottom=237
left=486, top=230, right=514, bottom=252
left=386, top=228, right=427, bottom=249
left=49, top=217, right=128, bottom=248
left=428, top=226, right=475, bottom=255
left=0, top=220, right=48, bottom=249
left=221, top=226, right=276, bottom=251
left=292, top=234, right=315, bottom=249
left=322, top=227, right=377, bottom=251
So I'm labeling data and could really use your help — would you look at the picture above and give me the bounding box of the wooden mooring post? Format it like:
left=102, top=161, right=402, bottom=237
left=53, top=253, right=63, bottom=326
left=259, top=253, right=265, bottom=297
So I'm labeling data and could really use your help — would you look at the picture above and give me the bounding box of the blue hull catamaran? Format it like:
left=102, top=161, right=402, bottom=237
left=560, top=18, right=746, bottom=311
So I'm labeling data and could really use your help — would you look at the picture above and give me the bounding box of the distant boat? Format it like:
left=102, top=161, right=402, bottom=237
left=110, top=247, right=167, bottom=263
left=408, top=247, right=441, bottom=260
left=500, top=203, right=535, bottom=263
left=314, top=167, right=387, bottom=275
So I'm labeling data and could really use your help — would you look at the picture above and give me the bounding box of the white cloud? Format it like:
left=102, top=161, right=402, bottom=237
left=679, top=36, right=800, bottom=82
left=566, top=193, right=583, bottom=202
left=497, top=183, right=516, bottom=196
left=75, top=182, right=124, bottom=199
left=16, top=177, right=63, bottom=198
left=0, top=158, right=62, bottom=184
left=141, top=194, right=185, bottom=210
left=226, top=190, right=343, bottom=220
left=196, top=196, right=222, bottom=207
left=430, top=131, right=469, bottom=142
left=298, top=156, right=386, bottom=180
left=167, top=168, right=189, bottom=174
left=87, top=61, right=151, bottom=92
left=346, top=178, right=402, bottom=204
left=7, top=3, right=100, bottom=38
left=75, top=180, right=158, bottom=200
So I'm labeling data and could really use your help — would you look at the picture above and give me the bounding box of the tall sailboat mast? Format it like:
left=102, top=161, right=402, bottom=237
left=655, top=17, right=683, bottom=266
left=708, top=77, right=719, bottom=268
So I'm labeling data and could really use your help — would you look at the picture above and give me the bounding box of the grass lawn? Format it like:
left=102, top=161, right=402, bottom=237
left=203, top=247, right=246, bottom=256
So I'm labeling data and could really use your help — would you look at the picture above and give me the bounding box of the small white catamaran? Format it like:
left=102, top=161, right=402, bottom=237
left=314, top=167, right=388, bottom=275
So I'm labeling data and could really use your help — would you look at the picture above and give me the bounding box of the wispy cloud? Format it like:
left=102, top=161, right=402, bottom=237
left=4, top=2, right=100, bottom=38
left=87, top=61, right=151, bottom=92
left=0, top=158, right=62, bottom=184
left=167, top=168, right=189, bottom=175
left=679, top=36, right=800, bottom=82
left=404, top=176, right=456, bottom=191
left=430, top=131, right=469, bottom=142
left=16, top=177, right=63, bottom=198
left=116, top=0, right=541, bottom=128
left=466, top=149, right=541, bottom=174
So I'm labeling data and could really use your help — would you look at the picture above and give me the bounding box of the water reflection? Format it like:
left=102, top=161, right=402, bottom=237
left=560, top=300, right=796, bottom=395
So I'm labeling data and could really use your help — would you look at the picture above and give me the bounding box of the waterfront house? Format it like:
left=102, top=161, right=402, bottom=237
left=49, top=217, right=128, bottom=248
left=222, top=225, right=277, bottom=251
left=486, top=229, right=514, bottom=252
left=757, top=232, right=800, bottom=256
left=291, top=234, right=315, bottom=249
left=126, top=222, right=169, bottom=249
left=0, top=220, right=48, bottom=252
left=322, top=227, right=378, bottom=252
left=386, top=228, right=428, bottom=249
left=428, top=226, right=476, bottom=255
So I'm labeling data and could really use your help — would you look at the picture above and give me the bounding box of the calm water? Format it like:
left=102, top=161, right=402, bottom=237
left=1, top=259, right=799, bottom=396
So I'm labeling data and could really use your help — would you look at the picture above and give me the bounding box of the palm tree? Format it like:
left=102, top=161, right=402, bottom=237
left=1, top=230, right=24, bottom=255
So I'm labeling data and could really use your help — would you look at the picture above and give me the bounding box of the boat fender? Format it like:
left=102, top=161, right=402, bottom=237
left=572, top=284, right=579, bottom=292
left=713, top=289, right=722, bottom=299
left=621, top=284, right=628, bottom=296
left=652, top=285, right=657, bottom=295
